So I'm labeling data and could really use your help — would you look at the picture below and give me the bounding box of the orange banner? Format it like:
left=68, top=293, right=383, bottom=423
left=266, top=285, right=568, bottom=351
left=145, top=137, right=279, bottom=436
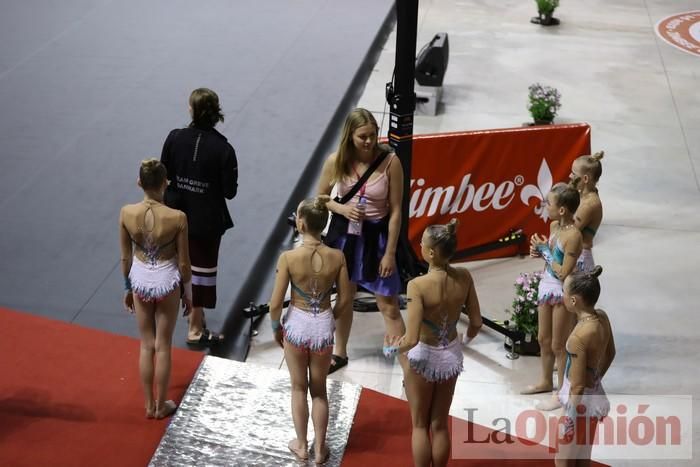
left=409, top=123, right=591, bottom=261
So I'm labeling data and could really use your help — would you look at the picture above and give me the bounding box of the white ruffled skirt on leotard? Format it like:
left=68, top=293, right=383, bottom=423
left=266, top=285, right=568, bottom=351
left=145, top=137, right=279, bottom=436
left=283, top=305, right=335, bottom=353
left=129, top=256, right=181, bottom=302
left=558, top=374, right=610, bottom=420
left=576, top=248, right=595, bottom=273
left=406, top=338, right=464, bottom=383
left=538, top=270, right=564, bottom=305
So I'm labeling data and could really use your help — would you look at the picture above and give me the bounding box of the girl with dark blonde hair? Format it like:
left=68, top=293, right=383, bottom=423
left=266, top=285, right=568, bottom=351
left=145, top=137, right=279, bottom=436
left=316, top=108, right=405, bottom=373
left=269, top=195, right=350, bottom=464
left=120, top=159, right=192, bottom=419
left=570, top=151, right=604, bottom=272
left=387, top=219, right=482, bottom=467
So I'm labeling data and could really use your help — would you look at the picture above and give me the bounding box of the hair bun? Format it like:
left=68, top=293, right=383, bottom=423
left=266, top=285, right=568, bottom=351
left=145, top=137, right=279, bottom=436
left=141, top=158, right=159, bottom=173
left=446, top=218, right=459, bottom=236
left=592, top=151, right=604, bottom=161
left=590, top=265, right=603, bottom=278
left=313, top=194, right=331, bottom=210
left=139, top=158, right=166, bottom=190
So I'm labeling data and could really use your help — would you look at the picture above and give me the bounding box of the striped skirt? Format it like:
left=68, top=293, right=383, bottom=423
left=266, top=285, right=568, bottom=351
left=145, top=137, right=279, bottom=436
left=189, top=235, right=221, bottom=309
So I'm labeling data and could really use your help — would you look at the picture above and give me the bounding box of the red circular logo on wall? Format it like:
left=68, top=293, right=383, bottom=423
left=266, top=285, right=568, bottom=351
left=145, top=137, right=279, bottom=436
left=656, top=11, right=700, bottom=57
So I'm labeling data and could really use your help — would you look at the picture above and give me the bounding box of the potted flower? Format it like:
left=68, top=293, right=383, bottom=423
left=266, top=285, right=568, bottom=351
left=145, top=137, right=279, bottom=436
left=527, top=83, right=561, bottom=125
left=531, top=0, right=560, bottom=26
left=505, top=271, right=542, bottom=356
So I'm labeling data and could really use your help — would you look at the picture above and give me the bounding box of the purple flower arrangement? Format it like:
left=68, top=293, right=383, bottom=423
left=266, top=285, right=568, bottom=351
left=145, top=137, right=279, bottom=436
left=527, top=83, right=562, bottom=123
left=507, top=271, right=542, bottom=335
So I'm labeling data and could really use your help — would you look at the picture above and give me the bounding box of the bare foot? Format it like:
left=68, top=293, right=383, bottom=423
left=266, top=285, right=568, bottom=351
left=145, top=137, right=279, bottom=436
left=520, top=383, right=553, bottom=395
left=145, top=405, right=155, bottom=419
left=155, top=400, right=177, bottom=419
left=288, top=439, right=308, bottom=460
left=314, top=445, right=330, bottom=465
left=536, top=393, right=562, bottom=411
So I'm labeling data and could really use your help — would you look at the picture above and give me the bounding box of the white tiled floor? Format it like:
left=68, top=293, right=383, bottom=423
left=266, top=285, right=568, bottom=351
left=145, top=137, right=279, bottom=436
left=250, top=1, right=700, bottom=465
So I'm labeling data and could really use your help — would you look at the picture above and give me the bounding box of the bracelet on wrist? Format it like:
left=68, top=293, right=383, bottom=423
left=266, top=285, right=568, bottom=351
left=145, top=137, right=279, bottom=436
left=271, top=320, right=281, bottom=332
left=382, top=345, right=398, bottom=357
left=124, top=277, right=132, bottom=291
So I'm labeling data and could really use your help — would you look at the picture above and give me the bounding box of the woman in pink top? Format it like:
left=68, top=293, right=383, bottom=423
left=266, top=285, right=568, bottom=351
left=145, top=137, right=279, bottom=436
left=317, top=108, right=405, bottom=373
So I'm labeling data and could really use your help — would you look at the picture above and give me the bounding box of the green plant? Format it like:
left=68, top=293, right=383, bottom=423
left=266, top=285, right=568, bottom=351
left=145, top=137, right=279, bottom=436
left=528, top=83, right=561, bottom=122
left=506, top=272, right=542, bottom=335
left=536, top=0, right=559, bottom=15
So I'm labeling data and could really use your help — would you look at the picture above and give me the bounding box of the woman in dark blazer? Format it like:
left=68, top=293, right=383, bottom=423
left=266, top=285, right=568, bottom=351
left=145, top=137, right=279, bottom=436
left=161, top=88, right=238, bottom=346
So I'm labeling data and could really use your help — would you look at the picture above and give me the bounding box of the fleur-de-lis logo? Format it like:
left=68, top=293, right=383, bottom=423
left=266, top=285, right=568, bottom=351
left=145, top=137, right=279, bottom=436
left=520, top=158, right=553, bottom=222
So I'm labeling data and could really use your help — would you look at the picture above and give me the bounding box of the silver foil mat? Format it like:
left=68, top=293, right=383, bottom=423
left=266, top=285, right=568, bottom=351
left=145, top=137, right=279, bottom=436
left=150, top=356, right=362, bottom=467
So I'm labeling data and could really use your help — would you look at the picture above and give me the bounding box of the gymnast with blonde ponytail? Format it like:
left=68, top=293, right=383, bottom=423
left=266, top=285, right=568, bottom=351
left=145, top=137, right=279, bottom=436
left=387, top=218, right=482, bottom=467
left=522, top=179, right=583, bottom=412
left=570, top=151, right=605, bottom=272
left=119, top=158, right=193, bottom=420
left=268, top=195, right=351, bottom=464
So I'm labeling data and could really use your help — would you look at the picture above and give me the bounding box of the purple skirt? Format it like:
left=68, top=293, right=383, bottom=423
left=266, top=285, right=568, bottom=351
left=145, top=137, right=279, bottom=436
left=329, top=218, right=400, bottom=297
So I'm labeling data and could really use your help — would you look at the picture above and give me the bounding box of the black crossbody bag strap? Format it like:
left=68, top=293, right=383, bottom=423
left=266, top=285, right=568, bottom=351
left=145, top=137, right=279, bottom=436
left=336, top=151, right=389, bottom=204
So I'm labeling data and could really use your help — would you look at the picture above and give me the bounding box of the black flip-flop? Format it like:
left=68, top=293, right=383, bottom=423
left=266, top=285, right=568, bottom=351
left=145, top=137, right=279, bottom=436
left=186, top=328, right=224, bottom=347
left=328, top=355, right=348, bottom=374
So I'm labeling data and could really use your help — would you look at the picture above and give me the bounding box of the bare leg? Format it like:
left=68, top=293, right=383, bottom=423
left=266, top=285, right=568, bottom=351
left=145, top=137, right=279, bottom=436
left=521, top=303, right=554, bottom=394
left=309, top=349, right=332, bottom=463
left=430, top=377, right=458, bottom=467
left=284, top=342, right=310, bottom=460
left=537, top=304, right=576, bottom=411
left=555, top=431, right=585, bottom=467
left=376, top=294, right=405, bottom=345
left=403, top=364, right=435, bottom=467
left=553, top=303, right=575, bottom=391
left=134, top=296, right=157, bottom=418
left=332, top=283, right=356, bottom=359
left=555, top=422, right=575, bottom=467
left=556, top=409, right=597, bottom=466
left=538, top=303, right=555, bottom=389
left=574, top=418, right=597, bottom=467
left=187, top=306, right=204, bottom=340
left=153, top=289, right=180, bottom=418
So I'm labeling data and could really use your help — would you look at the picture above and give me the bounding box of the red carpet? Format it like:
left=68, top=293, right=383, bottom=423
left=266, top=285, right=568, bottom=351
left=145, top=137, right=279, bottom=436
left=342, top=388, right=609, bottom=467
left=0, top=307, right=607, bottom=466
left=0, top=307, right=203, bottom=467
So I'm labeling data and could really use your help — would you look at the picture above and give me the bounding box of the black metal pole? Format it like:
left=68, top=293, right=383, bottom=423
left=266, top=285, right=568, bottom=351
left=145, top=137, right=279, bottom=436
left=387, top=0, right=423, bottom=284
